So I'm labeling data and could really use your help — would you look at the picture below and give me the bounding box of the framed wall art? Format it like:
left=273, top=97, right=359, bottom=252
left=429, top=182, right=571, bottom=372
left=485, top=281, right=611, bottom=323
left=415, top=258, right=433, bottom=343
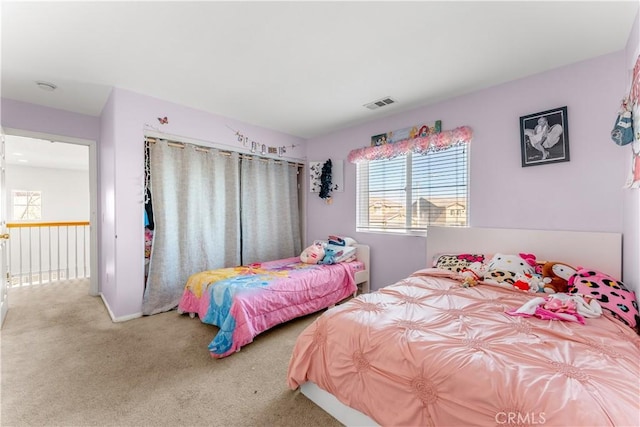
left=520, top=106, right=569, bottom=167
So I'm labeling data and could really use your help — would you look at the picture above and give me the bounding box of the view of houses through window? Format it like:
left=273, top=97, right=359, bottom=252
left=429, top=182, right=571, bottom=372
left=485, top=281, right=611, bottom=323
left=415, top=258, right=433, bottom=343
left=357, top=144, right=468, bottom=233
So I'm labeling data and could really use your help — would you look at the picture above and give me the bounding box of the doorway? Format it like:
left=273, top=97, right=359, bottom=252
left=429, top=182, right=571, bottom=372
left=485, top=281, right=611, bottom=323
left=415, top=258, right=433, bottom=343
left=3, top=129, right=98, bottom=296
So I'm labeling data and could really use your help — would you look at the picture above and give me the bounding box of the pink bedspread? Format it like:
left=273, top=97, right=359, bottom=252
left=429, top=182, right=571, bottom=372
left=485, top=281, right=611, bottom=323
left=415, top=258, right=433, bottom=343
left=287, top=268, right=640, bottom=426
left=178, top=257, right=361, bottom=358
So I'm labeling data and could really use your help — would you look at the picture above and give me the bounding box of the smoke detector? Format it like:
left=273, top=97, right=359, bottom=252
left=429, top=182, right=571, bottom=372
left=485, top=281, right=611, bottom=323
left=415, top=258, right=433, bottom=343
left=364, top=96, right=396, bottom=110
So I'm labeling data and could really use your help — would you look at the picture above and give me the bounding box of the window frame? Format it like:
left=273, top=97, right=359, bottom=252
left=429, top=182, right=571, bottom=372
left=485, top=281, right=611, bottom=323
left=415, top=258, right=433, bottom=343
left=11, top=190, right=42, bottom=221
left=356, top=145, right=469, bottom=236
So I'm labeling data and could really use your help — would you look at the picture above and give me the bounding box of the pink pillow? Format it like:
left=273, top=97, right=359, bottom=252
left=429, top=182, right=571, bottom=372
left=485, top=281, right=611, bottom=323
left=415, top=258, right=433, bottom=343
left=568, top=268, right=639, bottom=331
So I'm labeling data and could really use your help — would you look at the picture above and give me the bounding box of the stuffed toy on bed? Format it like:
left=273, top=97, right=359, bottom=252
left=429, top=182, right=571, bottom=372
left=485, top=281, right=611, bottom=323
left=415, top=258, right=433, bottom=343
left=318, top=248, right=341, bottom=265
left=460, top=261, right=486, bottom=287
left=300, top=243, right=325, bottom=264
left=512, top=272, right=550, bottom=293
left=541, top=261, right=576, bottom=293
left=483, top=253, right=537, bottom=288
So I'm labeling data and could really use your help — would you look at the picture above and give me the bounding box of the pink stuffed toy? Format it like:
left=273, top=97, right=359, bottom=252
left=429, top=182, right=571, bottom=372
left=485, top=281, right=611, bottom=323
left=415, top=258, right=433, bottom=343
left=300, top=243, right=325, bottom=264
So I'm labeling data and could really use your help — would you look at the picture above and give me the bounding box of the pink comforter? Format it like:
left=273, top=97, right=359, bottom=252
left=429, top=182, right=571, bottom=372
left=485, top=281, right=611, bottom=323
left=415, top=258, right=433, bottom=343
left=178, top=257, right=360, bottom=358
left=288, top=268, right=640, bottom=426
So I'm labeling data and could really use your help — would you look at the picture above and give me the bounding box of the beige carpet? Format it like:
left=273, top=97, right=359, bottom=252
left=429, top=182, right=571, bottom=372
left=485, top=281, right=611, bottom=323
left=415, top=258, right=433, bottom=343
left=0, top=280, right=341, bottom=427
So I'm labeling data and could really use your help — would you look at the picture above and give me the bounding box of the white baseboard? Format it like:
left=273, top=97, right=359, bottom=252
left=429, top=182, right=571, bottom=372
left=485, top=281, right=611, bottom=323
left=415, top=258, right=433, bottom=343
left=100, top=293, right=143, bottom=322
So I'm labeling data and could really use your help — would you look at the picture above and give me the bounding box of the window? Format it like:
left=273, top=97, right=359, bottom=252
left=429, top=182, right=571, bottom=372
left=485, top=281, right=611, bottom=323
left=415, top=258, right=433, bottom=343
left=12, top=190, right=42, bottom=220
left=356, top=144, right=468, bottom=234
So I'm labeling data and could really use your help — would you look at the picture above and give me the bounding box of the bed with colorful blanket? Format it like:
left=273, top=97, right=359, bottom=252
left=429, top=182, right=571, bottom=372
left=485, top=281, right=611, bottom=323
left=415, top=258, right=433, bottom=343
left=177, top=244, right=369, bottom=358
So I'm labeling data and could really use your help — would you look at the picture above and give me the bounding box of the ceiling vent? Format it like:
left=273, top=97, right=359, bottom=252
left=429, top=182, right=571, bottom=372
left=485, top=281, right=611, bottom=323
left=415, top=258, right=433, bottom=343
left=364, top=96, right=397, bottom=110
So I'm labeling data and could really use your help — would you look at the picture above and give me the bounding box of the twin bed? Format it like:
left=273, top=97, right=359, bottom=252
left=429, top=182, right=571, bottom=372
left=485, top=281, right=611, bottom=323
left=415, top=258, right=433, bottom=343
left=287, top=227, right=640, bottom=427
left=177, top=243, right=370, bottom=358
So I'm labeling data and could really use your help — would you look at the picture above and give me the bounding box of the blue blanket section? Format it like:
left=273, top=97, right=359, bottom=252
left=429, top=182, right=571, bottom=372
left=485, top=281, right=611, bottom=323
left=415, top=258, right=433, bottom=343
left=203, top=273, right=277, bottom=355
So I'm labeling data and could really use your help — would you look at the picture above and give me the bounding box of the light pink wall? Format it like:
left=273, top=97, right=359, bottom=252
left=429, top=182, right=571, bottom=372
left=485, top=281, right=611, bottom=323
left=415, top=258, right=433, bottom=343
left=102, top=88, right=307, bottom=318
left=623, top=10, right=640, bottom=294
left=307, top=52, right=629, bottom=292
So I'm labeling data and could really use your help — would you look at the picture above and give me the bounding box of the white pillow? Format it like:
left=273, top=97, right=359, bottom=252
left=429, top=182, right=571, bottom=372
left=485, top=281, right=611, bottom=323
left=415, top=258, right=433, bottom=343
left=328, top=235, right=357, bottom=247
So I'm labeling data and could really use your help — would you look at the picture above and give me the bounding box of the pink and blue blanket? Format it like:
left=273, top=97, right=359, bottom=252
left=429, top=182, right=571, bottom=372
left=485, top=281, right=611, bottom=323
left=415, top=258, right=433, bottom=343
left=177, top=257, right=361, bottom=358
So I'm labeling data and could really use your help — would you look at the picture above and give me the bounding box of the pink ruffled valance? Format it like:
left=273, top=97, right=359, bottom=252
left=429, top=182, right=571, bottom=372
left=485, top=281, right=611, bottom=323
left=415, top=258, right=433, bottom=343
left=347, top=126, right=473, bottom=163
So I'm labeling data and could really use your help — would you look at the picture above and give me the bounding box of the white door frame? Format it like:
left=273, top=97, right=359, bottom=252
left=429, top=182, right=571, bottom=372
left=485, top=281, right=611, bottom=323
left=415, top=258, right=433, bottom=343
left=3, top=128, right=99, bottom=296
left=1, top=128, right=8, bottom=327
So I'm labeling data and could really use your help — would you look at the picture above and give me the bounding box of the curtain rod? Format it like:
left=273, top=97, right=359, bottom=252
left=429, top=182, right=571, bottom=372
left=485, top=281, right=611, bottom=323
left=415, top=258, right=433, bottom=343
left=145, top=136, right=304, bottom=168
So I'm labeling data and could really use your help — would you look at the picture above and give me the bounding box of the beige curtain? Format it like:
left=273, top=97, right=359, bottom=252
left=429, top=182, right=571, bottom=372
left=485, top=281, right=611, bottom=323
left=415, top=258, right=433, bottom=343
left=143, top=140, right=240, bottom=315
left=240, top=157, right=302, bottom=264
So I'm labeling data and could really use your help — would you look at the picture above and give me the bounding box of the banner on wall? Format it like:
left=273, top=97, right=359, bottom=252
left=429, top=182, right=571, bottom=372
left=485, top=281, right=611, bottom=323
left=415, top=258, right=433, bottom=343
left=371, top=120, right=442, bottom=147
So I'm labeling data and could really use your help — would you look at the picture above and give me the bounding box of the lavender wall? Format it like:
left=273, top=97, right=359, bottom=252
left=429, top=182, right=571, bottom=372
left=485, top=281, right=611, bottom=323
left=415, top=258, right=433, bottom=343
left=101, top=88, right=307, bottom=318
left=99, top=92, right=117, bottom=312
left=1, top=99, right=100, bottom=141
left=307, top=52, right=629, bottom=292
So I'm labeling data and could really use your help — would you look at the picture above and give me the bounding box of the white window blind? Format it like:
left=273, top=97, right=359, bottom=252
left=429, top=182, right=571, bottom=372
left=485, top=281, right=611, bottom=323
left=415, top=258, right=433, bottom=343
left=356, top=144, right=468, bottom=234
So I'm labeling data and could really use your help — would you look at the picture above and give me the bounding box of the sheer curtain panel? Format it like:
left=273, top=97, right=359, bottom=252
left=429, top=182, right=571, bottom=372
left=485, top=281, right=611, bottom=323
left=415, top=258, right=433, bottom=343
left=143, top=140, right=241, bottom=315
left=240, top=157, right=302, bottom=264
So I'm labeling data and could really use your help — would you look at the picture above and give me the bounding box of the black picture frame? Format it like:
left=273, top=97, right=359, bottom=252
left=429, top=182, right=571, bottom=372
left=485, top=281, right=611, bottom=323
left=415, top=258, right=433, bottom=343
left=520, top=106, right=569, bottom=167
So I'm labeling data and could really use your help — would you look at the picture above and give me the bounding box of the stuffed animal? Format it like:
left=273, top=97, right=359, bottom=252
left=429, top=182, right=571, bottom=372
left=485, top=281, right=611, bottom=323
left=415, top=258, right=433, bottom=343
left=541, top=261, right=576, bottom=293
left=460, top=261, right=485, bottom=287
left=300, top=243, right=325, bottom=264
left=483, top=253, right=537, bottom=288
left=319, top=248, right=341, bottom=265
left=512, top=272, right=550, bottom=293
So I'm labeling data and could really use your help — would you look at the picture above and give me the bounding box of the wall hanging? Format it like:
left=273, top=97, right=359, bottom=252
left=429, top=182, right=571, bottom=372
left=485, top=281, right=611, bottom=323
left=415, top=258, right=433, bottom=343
left=226, top=125, right=295, bottom=157
left=624, top=54, right=640, bottom=189
left=611, top=97, right=634, bottom=146
left=519, top=106, right=569, bottom=167
left=309, top=159, right=343, bottom=203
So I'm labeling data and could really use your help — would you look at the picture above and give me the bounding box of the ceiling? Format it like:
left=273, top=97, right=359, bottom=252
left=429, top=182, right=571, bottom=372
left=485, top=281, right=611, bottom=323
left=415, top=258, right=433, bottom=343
left=1, top=1, right=638, bottom=140
left=4, top=135, right=89, bottom=171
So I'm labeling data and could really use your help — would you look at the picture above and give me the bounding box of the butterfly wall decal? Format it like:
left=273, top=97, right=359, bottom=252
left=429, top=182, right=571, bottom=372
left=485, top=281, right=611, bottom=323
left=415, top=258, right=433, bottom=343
left=157, top=116, right=168, bottom=125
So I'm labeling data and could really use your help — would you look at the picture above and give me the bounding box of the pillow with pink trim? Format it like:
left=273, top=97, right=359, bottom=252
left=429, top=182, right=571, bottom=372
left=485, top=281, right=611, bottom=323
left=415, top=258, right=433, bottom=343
left=568, top=268, right=639, bottom=331
left=481, top=253, right=539, bottom=290
left=433, top=253, right=486, bottom=273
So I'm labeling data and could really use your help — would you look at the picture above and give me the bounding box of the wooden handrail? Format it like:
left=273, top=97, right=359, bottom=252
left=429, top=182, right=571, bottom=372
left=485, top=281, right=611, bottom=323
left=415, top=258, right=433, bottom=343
left=7, top=221, right=90, bottom=228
